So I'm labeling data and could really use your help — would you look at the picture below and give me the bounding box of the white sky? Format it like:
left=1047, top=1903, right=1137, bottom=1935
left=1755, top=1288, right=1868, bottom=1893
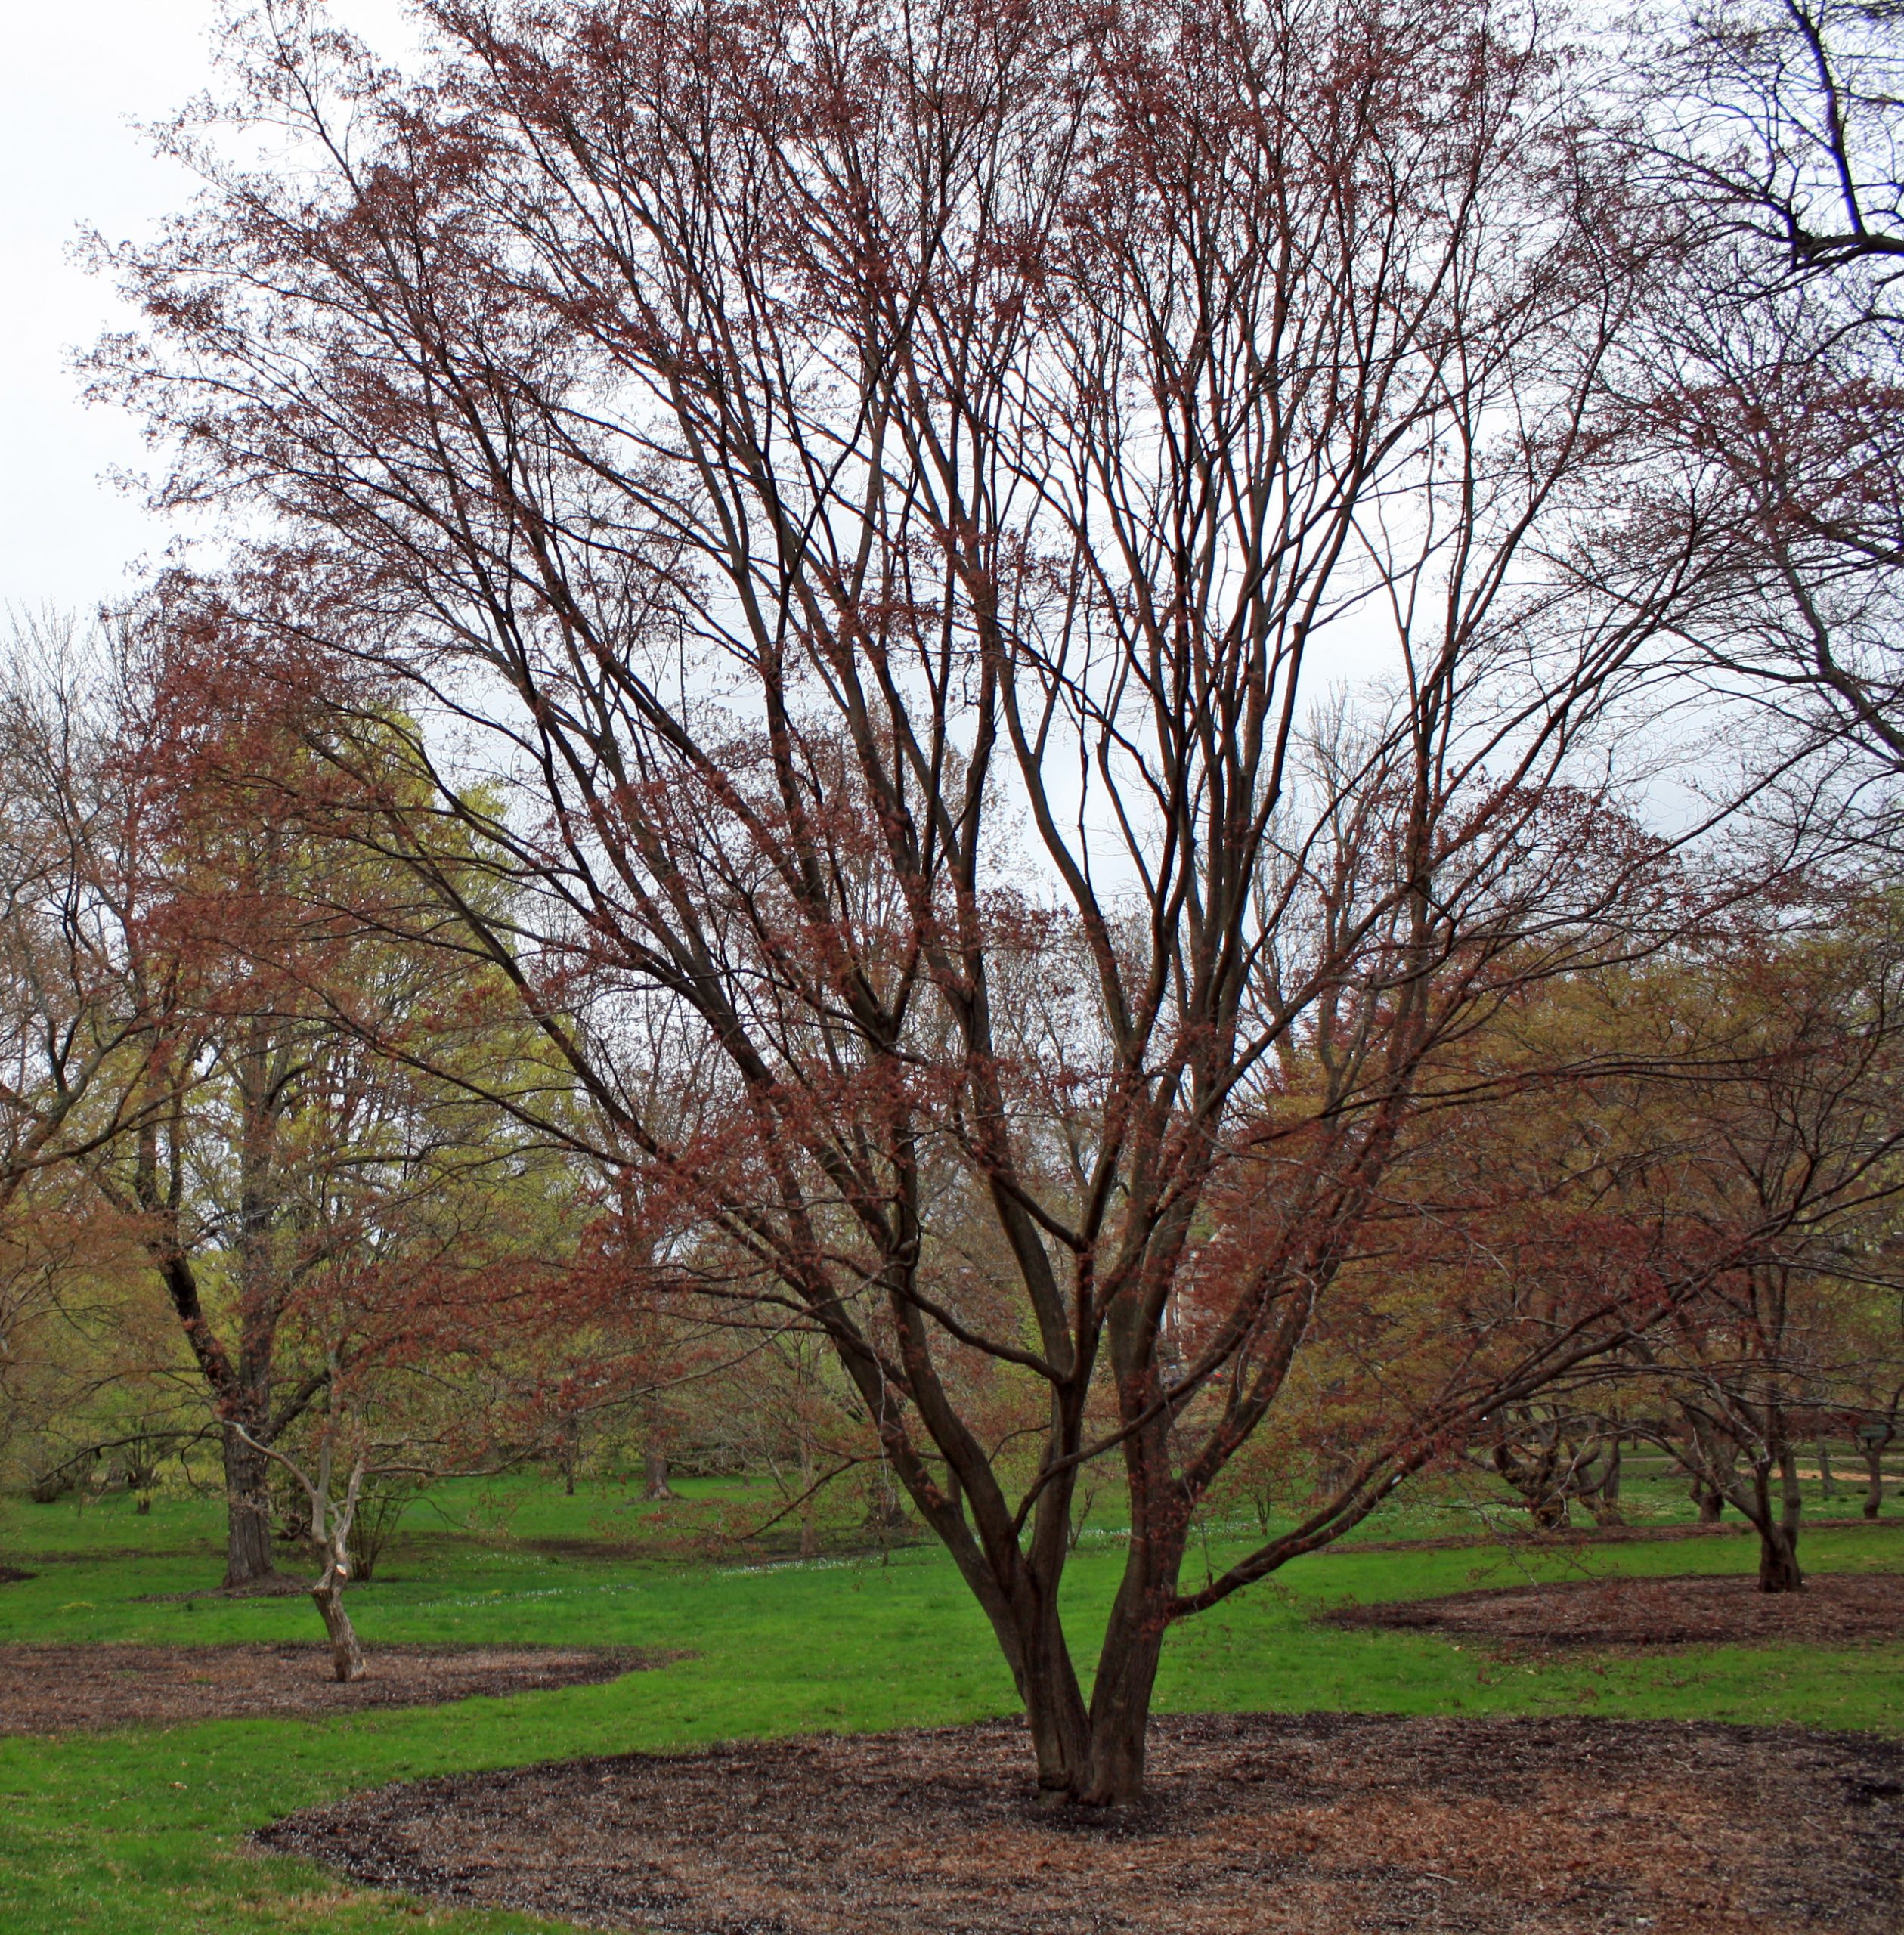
left=0, top=0, right=413, bottom=621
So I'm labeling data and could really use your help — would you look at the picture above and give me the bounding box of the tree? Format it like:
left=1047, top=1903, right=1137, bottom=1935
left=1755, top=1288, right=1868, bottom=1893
left=1642, top=0, right=1903, bottom=291
left=2, top=628, right=573, bottom=1586
left=1608, top=906, right=1904, bottom=1589
left=1611, top=2, right=1904, bottom=806
left=0, top=623, right=178, bottom=1226
left=110, top=0, right=1752, bottom=1800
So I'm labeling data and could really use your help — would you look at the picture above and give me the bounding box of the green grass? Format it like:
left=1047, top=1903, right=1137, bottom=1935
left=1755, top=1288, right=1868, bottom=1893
left=2, top=1475, right=1899, bottom=1934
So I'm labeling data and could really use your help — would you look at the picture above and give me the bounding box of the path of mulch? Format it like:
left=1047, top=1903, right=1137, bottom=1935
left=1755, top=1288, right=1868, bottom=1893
left=1326, top=1568, right=1904, bottom=1649
left=0, top=1643, right=675, bottom=1733
left=257, top=1711, right=1904, bottom=1935
left=0, top=1566, right=33, bottom=1584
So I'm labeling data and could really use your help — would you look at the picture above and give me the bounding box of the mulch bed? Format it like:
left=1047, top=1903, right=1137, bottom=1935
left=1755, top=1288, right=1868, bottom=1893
left=1317, top=1514, right=1904, bottom=1557
left=257, top=1711, right=1904, bottom=1934
left=1326, top=1569, right=1904, bottom=1649
left=0, top=1566, right=33, bottom=1584
left=0, top=1643, right=673, bottom=1733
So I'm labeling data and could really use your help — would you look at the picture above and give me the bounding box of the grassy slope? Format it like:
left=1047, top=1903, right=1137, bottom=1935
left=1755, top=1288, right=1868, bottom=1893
left=1, top=1475, right=1899, bottom=1935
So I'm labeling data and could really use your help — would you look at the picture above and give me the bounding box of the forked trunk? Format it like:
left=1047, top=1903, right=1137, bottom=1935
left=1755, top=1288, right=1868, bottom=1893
left=1528, top=1493, right=1571, bottom=1531
left=1002, top=1475, right=1185, bottom=1807
left=642, top=1446, right=673, bottom=1502
left=1755, top=1521, right=1803, bottom=1592
left=1750, top=1451, right=1804, bottom=1593
left=1080, top=1618, right=1169, bottom=1806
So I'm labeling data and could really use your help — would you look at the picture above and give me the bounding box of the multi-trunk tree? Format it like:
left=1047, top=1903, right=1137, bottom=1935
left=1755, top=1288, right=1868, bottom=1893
left=111, top=0, right=1798, bottom=1799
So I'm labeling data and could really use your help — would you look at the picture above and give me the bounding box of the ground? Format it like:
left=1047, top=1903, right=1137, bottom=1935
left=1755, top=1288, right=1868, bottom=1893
left=1329, top=1568, right=1904, bottom=1649
left=0, top=1460, right=1899, bottom=1935
left=259, top=1711, right=1904, bottom=1935
left=0, top=1644, right=669, bottom=1732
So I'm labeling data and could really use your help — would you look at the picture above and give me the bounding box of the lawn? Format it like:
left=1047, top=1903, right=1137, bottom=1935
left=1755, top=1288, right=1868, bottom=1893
left=2, top=1471, right=1899, bottom=1935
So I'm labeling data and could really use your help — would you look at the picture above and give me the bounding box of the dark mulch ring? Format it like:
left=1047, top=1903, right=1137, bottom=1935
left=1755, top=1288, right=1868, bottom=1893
left=1325, top=1569, right=1904, bottom=1650
left=0, top=1643, right=674, bottom=1733
left=0, top=1565, right=33, bottom=1584
left=258, top=1711, right=1904, bottom=1935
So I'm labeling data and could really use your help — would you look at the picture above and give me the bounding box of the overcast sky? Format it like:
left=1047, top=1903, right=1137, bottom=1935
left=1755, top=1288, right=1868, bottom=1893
left=0, top=1, right=413, bottom=622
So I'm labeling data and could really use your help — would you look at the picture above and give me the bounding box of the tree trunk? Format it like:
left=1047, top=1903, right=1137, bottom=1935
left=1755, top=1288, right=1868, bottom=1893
left=797, top=1438, right=819, bottom=1558
left=864, top=1467, right=908, bottom=1527
left=1751, top=1451, right=1805, bottom=1593
left=641, top=1389, right=674, bottom=1502
left=1584, top=1436, right=1625, bottom=1527
left=1755, top=1519, right=1803, bottom=1591
left=1866, top=1444, right=1889, bottom=1519
left=221, top=1423, right=280, bottom=1589
left=1082, top=1602, right=1170, bottom=1806
left=311, top=1577, right=364, bottom=1681
left=1691, top=1475, right=1724, bottom=1523
left=1070, top=1419, right=1186, bottom=1807
left=1529, top=1492, right=1570, bottom=1531
left=1816, top=1438, right=1836, bottom=1499
left=1013, top=1600, right=1093, bottom=1806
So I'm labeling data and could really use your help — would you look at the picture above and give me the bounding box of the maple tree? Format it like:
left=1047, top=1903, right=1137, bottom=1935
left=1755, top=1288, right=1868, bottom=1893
left=101, top=0, right=1822, bottom=1799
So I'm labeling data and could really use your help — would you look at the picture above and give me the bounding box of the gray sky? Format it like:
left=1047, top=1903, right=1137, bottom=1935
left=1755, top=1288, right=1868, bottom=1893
left=0, top=1, right=410, bottom=621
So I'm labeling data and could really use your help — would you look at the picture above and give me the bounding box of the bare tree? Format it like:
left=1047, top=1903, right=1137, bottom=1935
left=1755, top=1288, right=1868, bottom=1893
left=1613, top=2, right=1904, bottom=803
left=107, top=0, right=1751, bottom=1800
left=1641, top=0, right=1903, bottom=292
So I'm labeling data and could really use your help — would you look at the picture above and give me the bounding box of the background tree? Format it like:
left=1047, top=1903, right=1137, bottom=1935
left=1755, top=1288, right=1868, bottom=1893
left=1594, top=903, right=1904, bottom=1589
left=1611, top=1, right=1904, bottom=810
left=2, top=626, right=580, bottom=1586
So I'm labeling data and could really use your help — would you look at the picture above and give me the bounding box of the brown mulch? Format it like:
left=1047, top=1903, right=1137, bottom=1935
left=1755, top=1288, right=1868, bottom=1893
left=1326, top=1569, right=1904, bottom=1649
left=0, top=1565, right=33, bottom=1584
left=257, top=1711, right=1904, bottom=1934
left=1320, top=1513, right=1904, bottom=1557
left=0, top=1643, right=675, bottom=1733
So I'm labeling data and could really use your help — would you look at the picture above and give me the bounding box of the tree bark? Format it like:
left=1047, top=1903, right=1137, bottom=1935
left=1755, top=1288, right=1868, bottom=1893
left=1755, top=1519, right=1804, bottom=1591
left=641, top=1391, right=673, bottom=1502
left=864, top=1463, right=909, bottom=1534
left=311, top=1577, right=364, bottom=1681
left=1866, top=1442, right=1889, bottom=1519
left=1816, top=1438, right=1836, bottom=1499
left=1584, top=1438, right=1625, bottom=1525
left=1749, top=1450, right=1806, bottom=1593
left=221, top=1422, right=280, bottom=1589
left=1082, top=1591, right=1172, bottom=1806
left=1013, top=1599, right=1093, bottom=1805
